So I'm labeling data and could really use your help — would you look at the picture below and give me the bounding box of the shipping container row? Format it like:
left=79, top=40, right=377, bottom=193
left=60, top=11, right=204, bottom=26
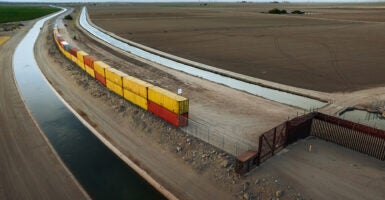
left=52, top=28, right=189, bottom=127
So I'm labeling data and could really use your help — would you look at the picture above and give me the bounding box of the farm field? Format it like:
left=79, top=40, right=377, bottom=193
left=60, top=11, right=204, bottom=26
left=88, top=3, right=385, bottom=92
left=0, top=5, right=60, bottom=23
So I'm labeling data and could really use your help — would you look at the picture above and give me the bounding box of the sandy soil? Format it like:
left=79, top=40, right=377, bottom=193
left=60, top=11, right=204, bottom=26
left=255, top=137, right=385, bottom=200
left=88, top=3, right=385, bottom=93
left=0, top=20, right=88, bottom=199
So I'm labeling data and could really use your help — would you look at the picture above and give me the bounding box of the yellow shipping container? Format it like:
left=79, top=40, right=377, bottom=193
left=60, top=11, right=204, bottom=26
left=105, top=67, right=127, bottom=86
left=77, top=51, right=88, bottom=70
left=106, top=80, right=123, bottom=97
left=123, top=76, right=153, bottom=98
left=123, top=89, right=148, bottom=110
left=148, top=86, right=189, bottom=114
left=60, top=46, right=65, bottom=54
left=85, top=65, right=95, bottom=78
left=71, top=55, right=78, bottom=63
left=94, top=61, right=111, bottom=77
left=77, top=60, right=85, bottom=70
left=64, top=51, right=71, bottom=59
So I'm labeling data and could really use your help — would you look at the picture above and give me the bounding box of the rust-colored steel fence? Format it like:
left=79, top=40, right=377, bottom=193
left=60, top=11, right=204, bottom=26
left=311, top=113, right=385, bottom=161
left=236, top=112, right=385, bottom=175
left=235, top=112, right=315, bottom=174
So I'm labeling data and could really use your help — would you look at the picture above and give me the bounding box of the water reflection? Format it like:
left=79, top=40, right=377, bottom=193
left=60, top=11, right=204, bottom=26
left=13, top=8, right=165, bottom=200
left=339, top=109, right=385, bottom=130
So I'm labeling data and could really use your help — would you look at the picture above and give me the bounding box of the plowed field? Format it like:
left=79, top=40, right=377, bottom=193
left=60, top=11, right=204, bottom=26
left=88, top=3, right=385, bottom=92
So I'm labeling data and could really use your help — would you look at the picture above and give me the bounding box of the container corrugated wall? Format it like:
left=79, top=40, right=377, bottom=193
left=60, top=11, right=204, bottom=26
left=123, top=76, right=153, bottom=98
left=77, top=51, right=88, bottom=70
left=85, top=65, right=95, bottom=78
left=148, top=86, right=189, bottom=114
left=105, top=67, right=127, bottom=86
left=94, top=61, right=110, bottom=77
left=69, top=48, right=78, bottom=63
left=94, top=61, right=111, bottom=86
left=123, top=89, right=148, bottom=110
left=106, top=79, right=123, bottom=96
left=95, top=72, right=106, bottom=86
left=148, top=100, right=188, bottom=127
left=84, top=55, right=96, bottom=69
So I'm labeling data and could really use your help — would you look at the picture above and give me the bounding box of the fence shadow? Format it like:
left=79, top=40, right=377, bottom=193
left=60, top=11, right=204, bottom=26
left=235, top=112, right=385, bottom=175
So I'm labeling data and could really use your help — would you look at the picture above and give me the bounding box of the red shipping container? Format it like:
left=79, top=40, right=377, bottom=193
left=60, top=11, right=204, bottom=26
left=148, top=100, right=188, bottom=127
left=84, top=55, right=96, bottom=69
left=95, top=71, right=106, bottom=86
left=69, top=47, right=79, bottom=57
left=56, top=37, right=64, bottom=48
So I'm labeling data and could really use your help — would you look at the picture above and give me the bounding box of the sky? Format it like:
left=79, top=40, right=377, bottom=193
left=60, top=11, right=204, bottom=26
left=0, top=0, right=383, bottom=3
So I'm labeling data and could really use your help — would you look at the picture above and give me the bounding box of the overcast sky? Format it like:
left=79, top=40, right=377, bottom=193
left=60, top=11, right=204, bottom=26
left=0, top=0, right=383, bottom=3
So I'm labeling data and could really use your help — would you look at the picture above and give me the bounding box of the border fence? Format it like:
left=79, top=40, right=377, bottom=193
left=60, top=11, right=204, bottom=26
left=235, top=112, right=385, bottom=175
left=181, top=116, right=256, bottom=156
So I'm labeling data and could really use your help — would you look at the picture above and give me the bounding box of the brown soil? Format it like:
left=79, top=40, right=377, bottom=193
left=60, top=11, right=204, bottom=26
left=0, top=20, right=88, bottom=199
left=88, top=3, right=385, bottom=93
left=64, top=8, right=301, bottom=154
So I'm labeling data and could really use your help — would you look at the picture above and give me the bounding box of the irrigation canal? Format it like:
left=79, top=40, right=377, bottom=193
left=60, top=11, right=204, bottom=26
left=79, top=7, right=327, bottom=111
left=13, top=8, right=165, bottom=200
left=339, top=109, right=385, bottom=130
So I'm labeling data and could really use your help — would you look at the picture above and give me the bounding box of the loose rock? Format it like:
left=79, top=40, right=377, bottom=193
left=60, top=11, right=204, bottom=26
left=221, top=159, right=229, bottom=168
left=276, top=190, right=283, bottom=198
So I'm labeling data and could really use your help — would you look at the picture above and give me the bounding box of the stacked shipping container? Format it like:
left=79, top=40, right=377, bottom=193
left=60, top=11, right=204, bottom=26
left=148, top=86, right=189, bottom=126
left=52, top=27, right=189, bottom=127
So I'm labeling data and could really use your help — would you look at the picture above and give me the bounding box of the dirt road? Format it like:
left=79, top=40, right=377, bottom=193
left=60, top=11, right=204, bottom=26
left=0, top=21, right=87, bottom=199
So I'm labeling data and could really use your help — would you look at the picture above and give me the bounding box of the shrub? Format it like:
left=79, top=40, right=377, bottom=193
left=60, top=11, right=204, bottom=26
left=268, top=8, right=287, bottom=14
left=64, top=15, right=73, bottom=20
left=291, top=10, right=305, bottom=14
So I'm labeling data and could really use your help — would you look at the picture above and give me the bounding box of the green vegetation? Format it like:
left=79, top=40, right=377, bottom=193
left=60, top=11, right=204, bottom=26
left=291, top=10, right=305, bottom=14
left=268, top=8, right=287, bottom=14
left=64, top=14, right=73, bottom=20
left=0, top=5, right=60, bottom=24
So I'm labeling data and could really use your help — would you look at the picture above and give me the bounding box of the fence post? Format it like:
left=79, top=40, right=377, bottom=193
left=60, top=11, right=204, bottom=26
left=257, top=136, right=263, bottom=166
left=272, top=127, right=277, bottom=156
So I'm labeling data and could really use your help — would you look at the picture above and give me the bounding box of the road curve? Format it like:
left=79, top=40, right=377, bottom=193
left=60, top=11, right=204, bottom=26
left=0, top=13, right=88, bottom=200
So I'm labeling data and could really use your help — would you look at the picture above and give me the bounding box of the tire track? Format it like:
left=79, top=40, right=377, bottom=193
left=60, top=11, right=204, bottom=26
left=319, top=42, right=352, bottom=90
left=273, top=36, right=342, bottom=83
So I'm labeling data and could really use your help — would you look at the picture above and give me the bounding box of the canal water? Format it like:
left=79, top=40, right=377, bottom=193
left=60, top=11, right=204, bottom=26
left=13, top=9, right=165, bottom=200
left=339, top=109, right=385, bottom=130
left=79, top=7, right=327, bottom=110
